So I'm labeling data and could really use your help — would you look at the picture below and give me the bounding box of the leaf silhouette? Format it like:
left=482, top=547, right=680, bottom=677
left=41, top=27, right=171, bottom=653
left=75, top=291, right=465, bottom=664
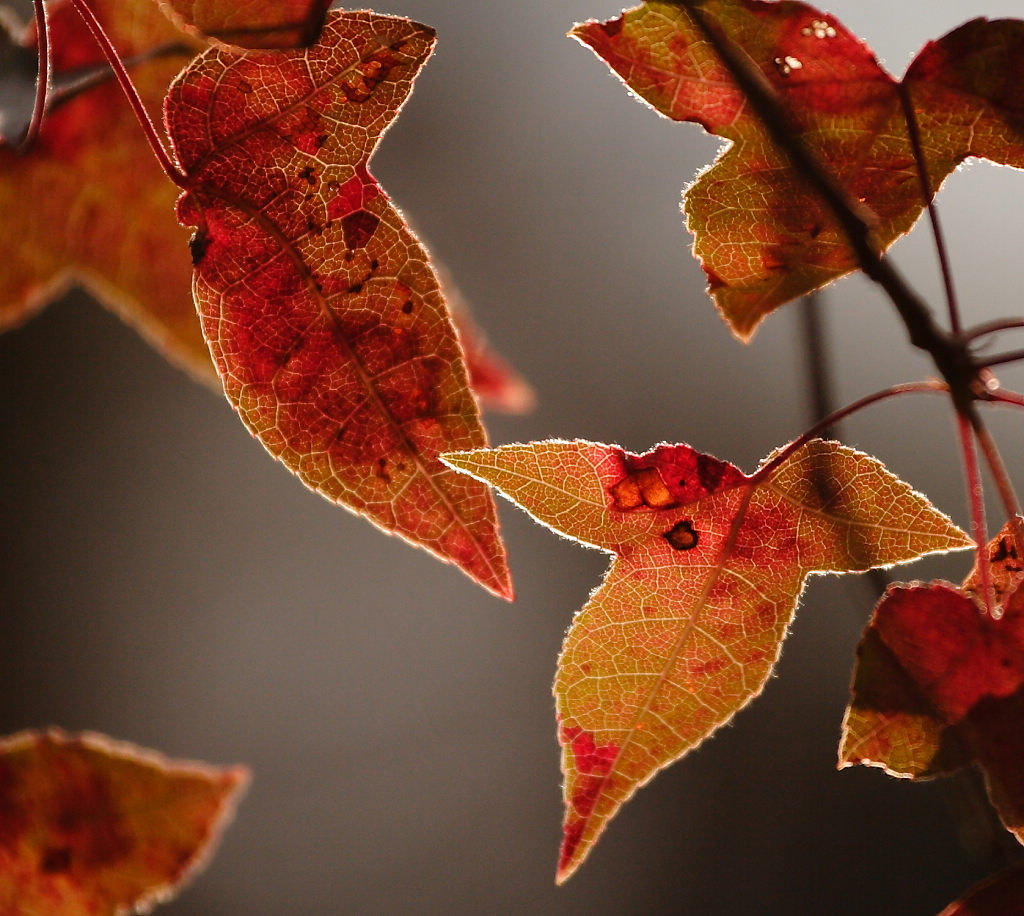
left=840, top=521, right=1024, bottom=845
left=0, top=728, right=247, bottom=915
left=573, top=2, right=1024, bottom=340
left=443, top=437, right=970, bottom=881
left=0, top=0, right=213, bottom=380
left=165, top=11, right=513, bottom=598
left=157, top=0, right=332, bottom=49
left=938, top=863, right=1024, bottom=916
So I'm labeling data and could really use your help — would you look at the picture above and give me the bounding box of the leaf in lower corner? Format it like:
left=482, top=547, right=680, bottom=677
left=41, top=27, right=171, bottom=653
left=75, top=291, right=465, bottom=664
left=938, top=863, right=1024, bottom=916
left=443, top=437, right=970, bottom=881
left=0, top=729, right=247, bottom=915
left=573, top=2, right=1024, bottom=340
left=0, top=0, right=213, bottom=381
left=165, top=11, right=513, bottom=599
left=840, top=520, right=1024, bottom=845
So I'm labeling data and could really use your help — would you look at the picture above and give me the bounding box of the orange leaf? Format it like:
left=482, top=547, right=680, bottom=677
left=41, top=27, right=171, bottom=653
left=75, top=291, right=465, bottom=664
left=165, top=11, right=513, bottom=598
left=573, top=2, right=1024, bottom=340
left=157, top=0, right=332, bottom=49
left=443, top=438, right=969, bottom=881
left=840, top=521, right=1024, bottom=845
left=0, top=0, right=212, bottom=380
left=0, top=729, right=247, bottom=915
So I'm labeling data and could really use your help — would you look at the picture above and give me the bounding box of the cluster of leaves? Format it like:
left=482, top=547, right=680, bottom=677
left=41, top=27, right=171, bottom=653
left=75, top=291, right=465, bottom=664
left=5, top=0, right=1024, bottom=911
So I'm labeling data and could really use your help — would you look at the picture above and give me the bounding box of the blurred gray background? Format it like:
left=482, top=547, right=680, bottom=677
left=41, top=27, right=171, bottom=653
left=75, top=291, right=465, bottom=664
left=4, top=0, right=1024, bottom=912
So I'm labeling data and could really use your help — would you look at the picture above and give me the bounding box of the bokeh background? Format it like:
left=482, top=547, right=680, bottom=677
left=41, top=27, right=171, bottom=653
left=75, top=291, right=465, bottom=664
left=4, top=0, right=1024, bottom=912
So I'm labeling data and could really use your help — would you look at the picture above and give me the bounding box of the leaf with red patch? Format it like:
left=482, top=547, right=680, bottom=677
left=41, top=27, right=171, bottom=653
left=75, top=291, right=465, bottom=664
left=164, top=11, right=512, bottom=598
left=0, top=0, right=213, bottom=381
left=840, top=520, right=1024, bottom=845
left=573, top=2, right=1024, bottom=340
left=938, top=863, right=1024, bottom=916
left=443, top=438, right=970, bottom=881
left=0, top=728, right=247, bottom=915
left=157, top=0, right=332, bottom=49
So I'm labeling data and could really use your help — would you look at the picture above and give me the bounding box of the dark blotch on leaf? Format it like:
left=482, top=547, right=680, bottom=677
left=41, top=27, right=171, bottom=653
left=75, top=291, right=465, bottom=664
left=663, top=520, right=699, bottom=551
left=189, top=229, right=210, bottom=266
left=40, top=846, right=72, bottom=873
left=341, top=210, right=380, bottom=250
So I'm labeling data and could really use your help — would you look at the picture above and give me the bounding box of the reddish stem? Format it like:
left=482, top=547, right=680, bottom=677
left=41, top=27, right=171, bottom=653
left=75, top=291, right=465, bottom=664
left=67, top=0, right=187, bottom=187
left=985, top=387, right=1024, bottom=409
left=898, top=85, right=962, bottom=335
left=979, top=348, right=1024, bottom=371
left=963, top=319, right=1024, bottom=343
left=18, top=0, right=50, bottom=151
left=958, top=412, right=994, bottom=615
left=751, top=380, right=947, bottom=484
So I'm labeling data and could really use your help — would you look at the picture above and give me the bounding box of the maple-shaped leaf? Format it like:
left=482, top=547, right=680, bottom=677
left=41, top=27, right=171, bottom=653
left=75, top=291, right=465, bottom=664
left=840, top=521, right=1024, bottom=845
left=157, top=0, right=332, bottom=49
left=0, top=0, right=215, bottom=381
left=164, top=11, right=513, bottom=598
left=443, top=437, right=970, bottom=880
left=938, top=863, right=1024, bottom=916
left=0, top=728, right=247, bottom=915
left=573, top=2, right=1024, bottom=340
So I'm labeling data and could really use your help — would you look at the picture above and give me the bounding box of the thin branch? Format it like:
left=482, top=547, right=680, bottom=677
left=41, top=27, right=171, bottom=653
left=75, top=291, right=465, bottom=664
left=752, top=380, right=948, bottom=484
left=978, top=348, right=1024, bottom=371
left=962, top=318, right=1024, bottom=343
left=958, top=411, right=993, bottom=615
left=799, top=292, right=837, bottom=439
left=67, top=0, right=187, bottom=187
left=984, top=387, right=1024, bottom=409
left=17, top=0, right=50, bottom=151
left=897, top=84, right=962, bottom=335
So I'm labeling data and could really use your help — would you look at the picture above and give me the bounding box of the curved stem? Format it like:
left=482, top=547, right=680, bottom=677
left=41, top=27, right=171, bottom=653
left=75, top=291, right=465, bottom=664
left=898, top=84, right=962, bottom=334
left=67, top=0, right=187, bottom=187
left=978, top=348, right=1024, bottom=371
left=752, top=380, right=948, bottom=484
left=957, top=411, right=994, bottom=615
left=962, top=318, right=1024, bottom=343
left=17, top=0, right=50, bottom=151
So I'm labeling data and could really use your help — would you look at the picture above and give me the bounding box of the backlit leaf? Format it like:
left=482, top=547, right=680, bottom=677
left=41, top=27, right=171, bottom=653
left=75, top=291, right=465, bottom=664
left=443, top=438, right=970, bottom=881
left=840, top=521, right=1024, bottom=844
left=938, top=864, right=1024, bottom=916
left=165, top=11, right=513, bottom=598
left=157, top=0, right=332, bottom=49
left=573, top=2, right=1024, bottom=340
left=0, top=0, right=212, bottom=380
left=0, top=728, right=247, bottom=915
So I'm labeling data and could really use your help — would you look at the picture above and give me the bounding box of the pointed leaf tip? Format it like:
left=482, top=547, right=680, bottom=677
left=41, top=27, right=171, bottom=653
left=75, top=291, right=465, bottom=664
left=449, top=437, right=967, bottom=879
left=165, top=11, right=512, bottom=598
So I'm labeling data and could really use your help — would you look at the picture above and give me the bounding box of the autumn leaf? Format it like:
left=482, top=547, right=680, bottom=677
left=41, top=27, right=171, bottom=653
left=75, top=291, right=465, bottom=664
left=840, top=521, right=1024, bottom=845
left=573, top=2, right=1024, bottom=340
left=164, top=11, right=513, bottom=598
left=0, top=0, right=214, bottom=380
left=443, top=437, right=970, bottom=881
left=938, top=863, right=1024, bottom=916
left=157, top=0, right=332, bottom=49
left=0, top=728, right=247, bottom=915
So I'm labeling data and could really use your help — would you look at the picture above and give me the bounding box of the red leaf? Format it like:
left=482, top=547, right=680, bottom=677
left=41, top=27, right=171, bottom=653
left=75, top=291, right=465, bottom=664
left=444, top=438, right=970, bottom=880
left=573, top=2, right=1024, bottom=339
left=938, top=863, right=1024, bottom=916
left=840, top=521, right=1024, bottom=844
left=157, top=0, right=332, bottom=49
left=0, top=0, right=213, bottom=380
left=165, top=11, right=513, bottom=598
left=0, top=729, right=247, bottom=915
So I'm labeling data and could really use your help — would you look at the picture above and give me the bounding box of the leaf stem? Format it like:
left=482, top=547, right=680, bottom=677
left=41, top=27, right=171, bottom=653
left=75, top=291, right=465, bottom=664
left=978, top=348, right=1024, bottom=371
left=962, top=319, right=1024, bottom=343
left=17, top=0, right=50, bottom=151
left=799, top=291, right=837, bottom=438
left=897, top=84, right=962, bottom=335
left=752, top=380, right=948, bottom=484
left=957, top=411, right=994, bottom=615
left=67, top=0, right=187, bottom=187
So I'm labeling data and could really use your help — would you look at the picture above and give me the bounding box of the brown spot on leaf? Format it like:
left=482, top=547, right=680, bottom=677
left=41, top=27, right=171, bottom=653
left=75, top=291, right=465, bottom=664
left=40, top=846, right=72, bottom=873
left=610, top=467, right=677, bottom=511
left=189, top=229, right=210, bottom=266
left=341, top=211, right=380, bottom=250
left=663, top=520, right=699, bottom=551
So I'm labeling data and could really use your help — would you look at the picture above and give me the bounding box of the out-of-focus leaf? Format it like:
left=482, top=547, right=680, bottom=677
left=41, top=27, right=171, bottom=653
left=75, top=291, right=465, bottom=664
left=0, top=728, right=247, bottom=916
left=157, top=0, right=332, bottom=49
left=444, top=437, right=969, bottom=881
left=573, top=2, right=1024, bottom=340
left=840, top=521, right=1024, bottom=844
left=938, top=863, right=1024, bottom=916
left=165, top=11, right=513, bottom=598
left=0, top=0, right=213, bottom=380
